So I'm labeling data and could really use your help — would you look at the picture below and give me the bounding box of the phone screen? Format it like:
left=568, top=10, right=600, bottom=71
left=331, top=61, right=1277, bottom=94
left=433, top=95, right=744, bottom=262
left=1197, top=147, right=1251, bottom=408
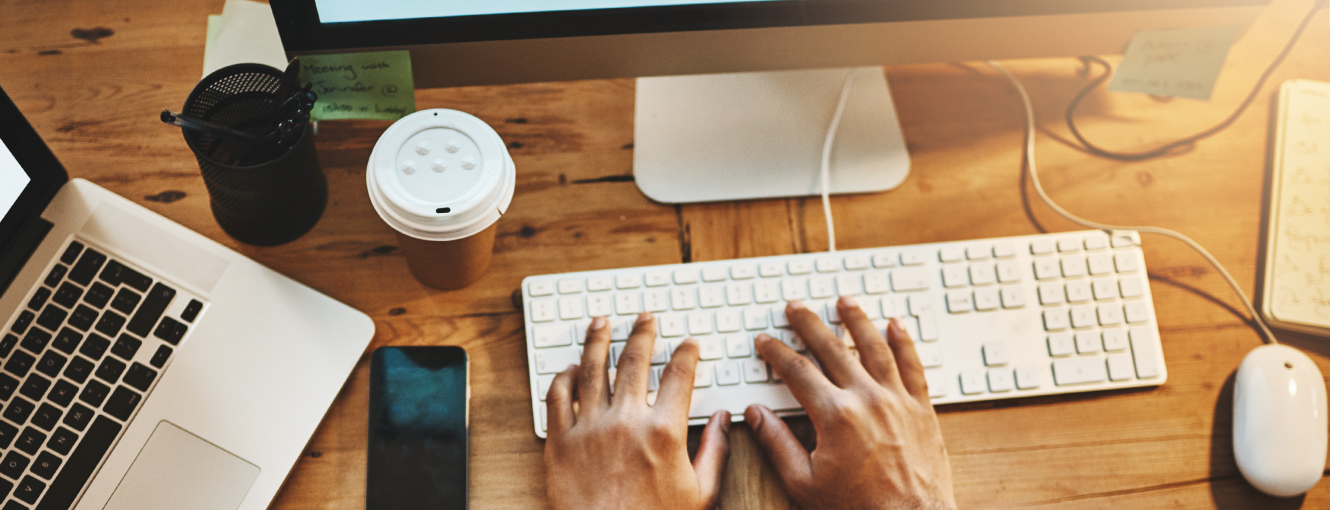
left=367, top=346, right=469, bottom=510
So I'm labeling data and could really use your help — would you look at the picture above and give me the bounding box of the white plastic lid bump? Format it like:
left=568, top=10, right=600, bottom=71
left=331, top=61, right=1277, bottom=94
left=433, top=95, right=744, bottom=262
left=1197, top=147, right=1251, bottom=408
left=367, top=109, right=516, bottom=241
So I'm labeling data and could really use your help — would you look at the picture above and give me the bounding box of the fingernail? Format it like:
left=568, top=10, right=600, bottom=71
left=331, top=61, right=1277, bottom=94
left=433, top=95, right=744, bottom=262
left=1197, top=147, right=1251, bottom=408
left=566, top=364, right=579, bottom=372
left=717, top=411, right=732, bottom=432
left=755, top=333, right=773, bottom=345
left=636, top=312, right=653, bottom=325
left=840, top=295, right=859, bottom=307
left=590, top=316, right=607, bottom=330
left=747, top=408, right=764, bottom=429
left=888, top=317, right=903, bottom=331
left=787, top=299, right=807, bottom=310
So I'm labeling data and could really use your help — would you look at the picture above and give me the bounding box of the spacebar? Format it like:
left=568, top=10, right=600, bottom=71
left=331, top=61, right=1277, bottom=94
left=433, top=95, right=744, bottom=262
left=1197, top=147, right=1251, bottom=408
left=36, top=416, right=122, bottom=510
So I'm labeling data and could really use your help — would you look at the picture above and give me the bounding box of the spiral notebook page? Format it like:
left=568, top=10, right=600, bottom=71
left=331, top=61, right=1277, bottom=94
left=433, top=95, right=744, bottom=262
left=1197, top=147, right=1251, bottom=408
left=1264, top=79, right=1330, bottom=335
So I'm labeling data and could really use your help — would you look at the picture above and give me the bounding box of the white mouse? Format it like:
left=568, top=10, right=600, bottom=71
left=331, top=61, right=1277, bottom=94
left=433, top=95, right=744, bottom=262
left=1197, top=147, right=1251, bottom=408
left=1233, top=344, right=1327, bottom=497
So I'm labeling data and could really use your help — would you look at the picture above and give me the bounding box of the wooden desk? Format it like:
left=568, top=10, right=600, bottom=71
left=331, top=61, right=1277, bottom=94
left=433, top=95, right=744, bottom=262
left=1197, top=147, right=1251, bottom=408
left=3, top=0, right=1329, bottom=507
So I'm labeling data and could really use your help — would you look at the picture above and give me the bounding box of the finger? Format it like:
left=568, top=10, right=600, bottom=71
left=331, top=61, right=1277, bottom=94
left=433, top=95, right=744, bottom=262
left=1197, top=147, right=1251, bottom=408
left=755, top=334, right=839, bottom=412
left=654, top=338, right=700, bottom=421
left=785, top=300, right=869, bottom=387
left=612, top=312, right=657, bottom=402
left=576, top=316, right=612, bottom=415
left=693, top=410, right=732, bottom=506
left=545, top=364, right=577, bottom=436
left=744, top=405, right=812, bottom=496
left=837, top=296, right=902, bottom=387
left=887, top=318, right=929, bottom=398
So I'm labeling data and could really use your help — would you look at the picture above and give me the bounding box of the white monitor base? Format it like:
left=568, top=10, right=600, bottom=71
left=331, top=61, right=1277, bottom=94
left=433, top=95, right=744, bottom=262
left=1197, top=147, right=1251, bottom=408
left=633, top=67, right=910, bottom=204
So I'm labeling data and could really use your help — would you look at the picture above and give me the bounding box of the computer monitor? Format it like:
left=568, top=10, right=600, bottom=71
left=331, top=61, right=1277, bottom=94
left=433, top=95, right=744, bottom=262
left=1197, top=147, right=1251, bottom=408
left=270, top=0, right=1269, bottom=203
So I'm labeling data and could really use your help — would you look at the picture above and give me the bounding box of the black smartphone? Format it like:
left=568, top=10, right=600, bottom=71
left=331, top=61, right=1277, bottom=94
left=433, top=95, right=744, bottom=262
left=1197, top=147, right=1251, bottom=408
left=367, top=346, right=469, bottom=510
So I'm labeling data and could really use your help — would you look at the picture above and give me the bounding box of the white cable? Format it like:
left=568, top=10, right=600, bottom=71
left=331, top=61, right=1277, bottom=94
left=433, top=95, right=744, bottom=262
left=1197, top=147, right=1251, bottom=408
left=820, top=68, right=858, bottom=253
left=987, top=61, right=1278, bottom=345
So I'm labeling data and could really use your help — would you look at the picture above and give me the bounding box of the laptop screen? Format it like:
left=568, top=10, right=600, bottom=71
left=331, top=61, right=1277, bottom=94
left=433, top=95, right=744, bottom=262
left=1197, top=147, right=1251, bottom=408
left=0, top=140, right=31, bottom=220
left=313, top=0, right=774, bottom=23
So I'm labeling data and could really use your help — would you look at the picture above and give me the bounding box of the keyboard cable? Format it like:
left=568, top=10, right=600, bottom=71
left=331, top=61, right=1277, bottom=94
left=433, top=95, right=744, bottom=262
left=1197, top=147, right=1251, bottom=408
left=987, top=60, right=1278, bottom=345
left=819, top=67, right=860, bottom=253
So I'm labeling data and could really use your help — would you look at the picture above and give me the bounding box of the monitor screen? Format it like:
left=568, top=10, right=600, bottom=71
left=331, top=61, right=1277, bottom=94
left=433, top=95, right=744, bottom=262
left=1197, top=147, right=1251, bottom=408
left=315, top=0, right=776, bottom=23
left=0, top=141, right=30, bottom=221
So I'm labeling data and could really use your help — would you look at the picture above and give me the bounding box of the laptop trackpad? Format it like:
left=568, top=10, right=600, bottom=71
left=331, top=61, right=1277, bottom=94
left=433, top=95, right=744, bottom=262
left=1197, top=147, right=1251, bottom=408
left=103, top=422, right=260, bottom=510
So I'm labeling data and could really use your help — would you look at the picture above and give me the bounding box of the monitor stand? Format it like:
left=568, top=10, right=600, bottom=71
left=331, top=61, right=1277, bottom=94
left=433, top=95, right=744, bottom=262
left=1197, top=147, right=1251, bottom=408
left=633, top=67, right=910, bottom=204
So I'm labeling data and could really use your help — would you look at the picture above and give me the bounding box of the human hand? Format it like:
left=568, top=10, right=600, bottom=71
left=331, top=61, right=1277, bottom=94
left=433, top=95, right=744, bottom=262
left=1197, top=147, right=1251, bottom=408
left=745, top=297, right=956, bottom=510
left=544, top=313, right=731, bottom=510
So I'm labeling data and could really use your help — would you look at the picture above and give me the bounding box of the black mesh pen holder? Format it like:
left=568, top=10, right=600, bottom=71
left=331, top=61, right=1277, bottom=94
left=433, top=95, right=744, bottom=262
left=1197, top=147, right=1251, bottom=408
left=181, top=63, right=326, bottom=246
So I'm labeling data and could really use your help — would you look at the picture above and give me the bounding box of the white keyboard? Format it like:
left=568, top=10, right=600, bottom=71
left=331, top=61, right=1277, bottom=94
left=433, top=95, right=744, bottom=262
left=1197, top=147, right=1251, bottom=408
left=521, top=230, right=1166, bottom=437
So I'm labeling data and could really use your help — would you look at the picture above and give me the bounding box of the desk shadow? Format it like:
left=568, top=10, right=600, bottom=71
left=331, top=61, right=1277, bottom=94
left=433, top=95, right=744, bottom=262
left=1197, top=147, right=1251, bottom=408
left=1209, top=373, right=1309, bottom=509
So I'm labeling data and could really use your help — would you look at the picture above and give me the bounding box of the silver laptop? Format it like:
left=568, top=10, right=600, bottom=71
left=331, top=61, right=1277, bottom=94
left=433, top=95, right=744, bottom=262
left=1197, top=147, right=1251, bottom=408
left=0, top=86, right=373, bottom=509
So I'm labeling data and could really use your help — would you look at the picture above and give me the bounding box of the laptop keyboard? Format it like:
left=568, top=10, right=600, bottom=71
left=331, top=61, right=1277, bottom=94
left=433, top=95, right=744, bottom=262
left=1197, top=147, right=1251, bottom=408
left=0, top=239, right=204, bottom=510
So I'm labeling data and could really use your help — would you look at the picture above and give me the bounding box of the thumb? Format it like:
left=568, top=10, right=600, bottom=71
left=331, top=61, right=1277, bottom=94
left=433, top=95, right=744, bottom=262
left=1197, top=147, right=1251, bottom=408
left=744, top=405, right=812, bottom=495
left=693, top=410, right=731, bottom=505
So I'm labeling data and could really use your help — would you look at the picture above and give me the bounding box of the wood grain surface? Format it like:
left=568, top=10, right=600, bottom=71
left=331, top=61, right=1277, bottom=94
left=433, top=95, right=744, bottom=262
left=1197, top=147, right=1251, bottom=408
left=2, top=0, right=1329, bottom=508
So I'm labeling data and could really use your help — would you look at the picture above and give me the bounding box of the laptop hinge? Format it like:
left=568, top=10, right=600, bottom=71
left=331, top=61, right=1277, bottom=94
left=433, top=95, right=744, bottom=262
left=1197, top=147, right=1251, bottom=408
left=0, top=216, right=52, bottom=296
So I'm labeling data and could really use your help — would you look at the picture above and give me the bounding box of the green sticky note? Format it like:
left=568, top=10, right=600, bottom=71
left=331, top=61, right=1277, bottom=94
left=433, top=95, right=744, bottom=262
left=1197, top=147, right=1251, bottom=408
left=1108, top=26, right=1241, bottom=100
left=299, top=50, right=416, bottom=121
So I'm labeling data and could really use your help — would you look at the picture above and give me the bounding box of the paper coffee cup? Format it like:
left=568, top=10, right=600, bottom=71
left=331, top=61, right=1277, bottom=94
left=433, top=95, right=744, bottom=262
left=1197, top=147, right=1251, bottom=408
left=367, top=109, right=516, bottom=289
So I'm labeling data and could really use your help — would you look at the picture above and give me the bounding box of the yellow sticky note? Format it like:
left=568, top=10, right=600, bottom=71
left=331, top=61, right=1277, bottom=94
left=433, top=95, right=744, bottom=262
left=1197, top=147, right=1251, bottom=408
left=1108, top=26, right=1241, bottom=100
left=299, top=50, right=416, bottom=121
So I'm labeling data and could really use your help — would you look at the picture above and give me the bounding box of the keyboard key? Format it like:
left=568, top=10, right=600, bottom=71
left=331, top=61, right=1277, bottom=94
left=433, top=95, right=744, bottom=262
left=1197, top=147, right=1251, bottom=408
left=1015, top=365, right=1042, bottom=389
left=79, top=380, right=111, bottom=407
left=79, top=333, right=110, bottom=360
left=615, top=294, right=642, bottom=315
left=815, top=258, right=840, bottom=273
left=715, top=362, right=741, bottom=386
left=0, top=373, right=16, bottom=401
left=1101, top=328, right=1129, bottom=352
left=15, top=427, right=44, bottom=455
left=67, top=304, right=97, bottom=331
left=974, top=288, right=1000, bottom=311
left=20, top=374, right=50, bottom=401
left=4, top=397, right=35, bottom=424
left=987, top=370, right=1014, bottom=392
left=0, top=421, right=16, bottom=449
left=725, top=334, right=752, bottom=358
left=743, top=359, right=769, bottom=382
left=104, top=386, right=142, bottom=421
left=43, top=264, right=67, bottom=287
left=0, top=334, right=15, bottom=357
left=1107, top=353, right=1135, bottom=381
left=60, top=241, right=84, bottom=264
left=557, top=296, right=584, bottom=320
left=47, top=380, right=77, bottom=407
left=8, top=313, right=36, bottom=338
left=109, top=287, right=142, bottom=315
left=63, top=356, right=94, bottom=384
left=95, top=356, right=127, bottom=384
left=1047, top=333, right=1074, bottom=356
left=36, top=305, right=66, bottom=332
left=51, top=328, right=82, bottom=354
left=699, top=285, right=726, bottom=308
left=181, top=299, right=203, bottom=322
left=109, top=334, right=141, bottom=361
left=1069, top=305, right=1097, bottom=329
left=532, top=324, right=573, bottom=348
left=39, top=415, right=122, bottom=510
left=99, top=259, right=152, bottom=291
left=62, top=403, right=94, bottom=431
left=21, top=327, right=52, bottom=354
left=916, top=343, right=942, bottom=368
left=1042, top=309, right=1069, bottom=331
left=0, top=478, right=10, bottom=501
left=1097, top=304, right=1124, bottom=326
left=1000, top=287, right=1026, bottom=309
left=1057, top=238, right=1081, bottom=253
left=27, top=287, right=52, bottom=312
left=945, top=291, right=972, bottom=313
left=94, top=309, right=127, bottom=337
left=123, top=363, right=157, bottom=392
left=1124, top=302, right=1150, bottom=323
left=150, top=344, right=173, bottom=368
left=34, top=351, right=65, bottom=380
left=535, top=350, right=581, bottom=374
left=1129, top=328, right=1161, bottom=378
left=1065, top=281, right=1092, bottom=303
left=959, top=370, right=986, bottom=395
left=693, top=362, right=713, bottom=388
left=46, top=427, right=77, bottom=455
left=617, top=273, right=643, bottom=289
left=528, top=280, right=555, bottom=296
left=52, top=282, right=82, bottom=308
left=1114, top=252, right=1140, bottom=273
left=1119, top=277, right=1146, bottom=298
left=1074, top=331, right=1100, bottom=354
left=924, top=370, right=947, bottom=397
left=5, top=350, right=36, bottom=378
left=84, top=281, right=113, bottom=308
left=0, top=452, right=29, bottom=480
left=780, top=280, right=807, bottom=301
left=969, top=264, right=996, bottom=286
left=68, top=248, right=107, bottom=285
left=982, top=342, right=1008, bottom=366
left=31, top=451, right=61, bottom=480
left=1053, top=357, right=1107, bottom=385
left=966, top=245, right=990, bottom=261
left=900, top=251, right=928, bottom=266
left=1087, top=254, right=1114, bottom=275
left=127, top=282, right=175, bottom=337
left=891, top=268, right=929, bottom=291
left=698, top=336, right=724, bottom=360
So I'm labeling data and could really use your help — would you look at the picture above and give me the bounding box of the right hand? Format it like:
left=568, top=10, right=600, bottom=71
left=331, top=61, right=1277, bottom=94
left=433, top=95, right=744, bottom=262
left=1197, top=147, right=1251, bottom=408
left=745, top=297, right=956, bottom=510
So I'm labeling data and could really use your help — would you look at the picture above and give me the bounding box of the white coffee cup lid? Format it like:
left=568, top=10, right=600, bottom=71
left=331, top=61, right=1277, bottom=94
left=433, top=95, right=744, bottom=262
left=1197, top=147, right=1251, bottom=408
left=367, top=109, right=516, bottom=241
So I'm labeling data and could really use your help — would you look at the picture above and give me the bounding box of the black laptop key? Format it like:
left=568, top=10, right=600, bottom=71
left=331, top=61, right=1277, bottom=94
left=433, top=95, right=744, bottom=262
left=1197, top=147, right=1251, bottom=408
left=0, top=451, right=29, bottom=480
left=10, top=310, right=33, bottom=334
left=36, top=416, right=120, bottom=510
left=19, top=374, right=50, bottom=401
left=27, top=287, right=51, bottom=311
left=47, top=380, right=77, bottom=407
left=123, top=363, right=157, bottom=392
left=154, top=316, right=187, bottom=345
left=35, top=351, right=66, bottom=379
left=14, top=475, right=45, bottom=505
left=181, top=299, right=203, bottom=322
left=0, top=478, right=10, bottom=501
left=35, top=306, right=65, bottom=333
left=52, top=282, right=82, bottom=309
left=5, top=350, right=35, bottom=378
left=68, top=248, right=106, bottom=286
left=78, top=333, right=110, bottom=360
left=4, top=397, right=34, bottom=424
left=94, top=357, right=125, bottom=384
left=78, top=380, right=110, bottom=408
left=0, top=373, right=17, bottom=400
left=93, top=309, right=126, bottom=337
left=100, top=260, right=151, bottom=292
left=0, top=334, right=17, bottom=357
left=84, top=282, right=113, bottom=309
left=31, top=452, right=60, bottom=481
left=21, top=327, right=52, bottom=355
left=60, top=241, right=83, bottom=265
left=67, top=304, right=97, bottom=331
left=109, top=287, right=141, bottom=315
left=110, top=334, right=141, bottom=361
left=42, top=265, right=66, bottom=288
left=127, top=283, right=174, bottom=337
left=0, top=421, right=17, bottom=449
left=46, top=427, right=76, bottom=455
left=149, top=344, right=172, bottom=368
left=103, top=386, right=141, bottom=421
left=30, top=404, right=60, bottom=432
left=15, top=427, right=45, bottom=455
left=63, top=356, right=94, bottom=384
left=61, top=403, right=93, bottom=431
left=51, top=328, right=81, bottom=355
